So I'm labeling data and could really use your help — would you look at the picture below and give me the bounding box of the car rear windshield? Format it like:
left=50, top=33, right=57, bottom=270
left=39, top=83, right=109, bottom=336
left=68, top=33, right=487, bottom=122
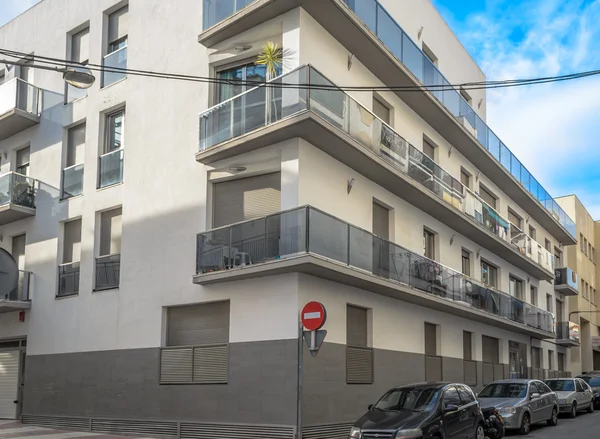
left=580, top=377, right=600, bottom=387
left=545, top=380, right=574, bottom=391
left=373, top=387, right=441, bottom=412
left=478, top=383, right=527, bottom=398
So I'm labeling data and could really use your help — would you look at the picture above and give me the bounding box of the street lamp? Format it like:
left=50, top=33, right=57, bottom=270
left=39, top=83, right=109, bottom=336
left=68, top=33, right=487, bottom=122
left=0, top=59, right=96, bottom=89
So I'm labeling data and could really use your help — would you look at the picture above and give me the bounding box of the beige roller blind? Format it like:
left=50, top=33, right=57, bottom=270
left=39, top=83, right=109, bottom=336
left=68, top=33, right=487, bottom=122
left=167, top=301, right=230, bottom=347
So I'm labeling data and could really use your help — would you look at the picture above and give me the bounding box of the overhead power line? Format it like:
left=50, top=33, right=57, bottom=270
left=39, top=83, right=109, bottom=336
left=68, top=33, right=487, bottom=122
left=1, top=47, right=600, bottom=94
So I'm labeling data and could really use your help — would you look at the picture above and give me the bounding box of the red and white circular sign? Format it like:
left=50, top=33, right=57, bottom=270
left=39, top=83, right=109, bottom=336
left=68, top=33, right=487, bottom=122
left=301, top=301, right=327, bottom=331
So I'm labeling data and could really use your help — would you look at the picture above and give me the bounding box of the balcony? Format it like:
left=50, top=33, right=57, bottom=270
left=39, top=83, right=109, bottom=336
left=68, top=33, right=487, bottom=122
left=102, top=47, right=127, bottom=87
left=198, top=0, right=577, bottom=245
left=98, top=149, right=123, bottom=188
left=57, top=262, right=80, bottom=298
left=198, top=65, right=554, bottom=280
left=62, top=163, right=84, bottom=199
left=555, top=321, right=580, bottom=346
left=94, top=254, right=121, bottom=291
left=0, top=172, right=37, bottom=225
left=0, top=78, right=42, bottom=141
left=0, top=270, right=32, bottom=313
left=195, top=206, right=555, bottom=338
left=554, top=267, right=579, bottom=296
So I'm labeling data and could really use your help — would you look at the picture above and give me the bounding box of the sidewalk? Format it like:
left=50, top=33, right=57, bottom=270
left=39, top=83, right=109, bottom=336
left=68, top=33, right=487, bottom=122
left=0, top=421, right=156, bottom=439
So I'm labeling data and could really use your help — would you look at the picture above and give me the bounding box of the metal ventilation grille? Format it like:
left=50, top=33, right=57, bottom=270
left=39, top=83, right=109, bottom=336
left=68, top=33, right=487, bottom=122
left=91, top=418, right=178, bottom=437
left=303, top=422, right=354, bottom=439
left=160, top=344, right=228, bottom=384
left=425, top=355, right=442, bottom=382
left=161, top=348, right=193, bottom=383
left=179, top=422, right=295, bottom=439
left=493, top=364, right=504, bottom=380
left=346, top=346, right=374, bottom=384
left=464, top=360, right=477, bottom=386
left=482, top=362, right=494, bottom=385
left=21, top=414, right=89, bottom=430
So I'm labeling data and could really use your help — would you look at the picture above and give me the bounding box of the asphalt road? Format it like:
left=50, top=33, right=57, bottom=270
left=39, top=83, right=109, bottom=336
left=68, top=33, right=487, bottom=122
left=511, top=410, right=600, bottom=438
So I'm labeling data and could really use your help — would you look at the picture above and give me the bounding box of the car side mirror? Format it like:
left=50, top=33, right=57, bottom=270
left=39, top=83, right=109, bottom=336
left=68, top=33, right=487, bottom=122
left=444, top=404, right=459, bottom=413
left=368, top=404, right=373, bottom=411
left=530, top=392, right=541, bottom=400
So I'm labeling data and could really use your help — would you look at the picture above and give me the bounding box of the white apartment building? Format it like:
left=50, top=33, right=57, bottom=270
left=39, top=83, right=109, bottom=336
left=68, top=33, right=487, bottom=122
left=0, top=0, right=583, bottom=438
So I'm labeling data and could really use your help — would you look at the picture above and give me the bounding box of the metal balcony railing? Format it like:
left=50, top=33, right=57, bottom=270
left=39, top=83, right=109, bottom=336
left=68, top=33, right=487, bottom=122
left=98, top=148, right=124, bottom=188
left=5, top=270, right=31, bottom=302
left=0, top=78, right=42, bottom=117
left=57, top=261, right=80, bottom=297
left=556, top=321, right=580, bottom=344
left=62, top=163, right=84, bottom=199
left=102, top=46, right=127, bottom=87
left=95, top=254, right=121, bottom=291
left=196, top=205, right=556, bottom=334
left=199, top=65, right=554, bottom=274
left=0, top=172, right=36, bottom=209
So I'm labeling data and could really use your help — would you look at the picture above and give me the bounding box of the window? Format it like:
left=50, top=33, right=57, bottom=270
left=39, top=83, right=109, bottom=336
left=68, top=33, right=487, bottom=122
left=545, top=239, right=551, bottom=252
left=461, top=249, right=471, bottom=276
left=66, top=27, right=89, bottom=102
left=423, top=228, right=435, bottom=259
left=62, top=123, right=85, bottom=199
left=581, top=234, right=585, bottom=252
left=548, top=350, right=554, bottom=370
left=425, top=323, right=438, bottom=356
left=479, top=185, right=496, bottom=209
left=103, top=6, right=128, bottom=87
left=463, top=331, right=473, bottom=361
left=373, top=202, right=389, bottom=240
left=96, top=208, right=122, bottom=291
left=584, top=238, right=588, bottom=256
left=422, top=42, right=438, bottom=67
left=443, top=387, right=461, bottom=409
left=460, top=88, right=472, bottom=106
left=554, top=248, right=562, bottom=268
left=58, top=219, right=81, bottom=297
left=575, top=379, right=584, bottom=393
left=531, top=347, right=542, bottom=369
left=529, top=225, right=536, bottom=240
left=546, top=294, right=553, bottom=313
left=99, top=109, right=125, bottom=188
left=216, top=61, right=276, bottom=104
left=423, top=139, right=435, bottom=161
left=160, top=301, right=230, bottom=384
left=508, top=209, right=522, bottom=229
left=11, top=234, right=26, bottom=271
left=346, top=305, right=373, bottom=384
left=481, top=260, right=498, bottom=288
left=536, top=381, right=552, bottom=394
left=460, top=168, right=471, bottom=189
left=372, top=96, right=391, bottom=125
left=558, top=352, right=565, bottom=371
left=509, top=275, right=523, bottom=299
left=425, top=322, right=441, bottom=381
left=15, top=147, right=30, bottom=176
left=589, top=243, right=593, bottom=260
left=457, top=385, right=475, bottom=403
left=530, top=285, right=538, bottom=306
left=482, top=335, right=499, bottom=364
left=592, top=247, right=595, bottom=263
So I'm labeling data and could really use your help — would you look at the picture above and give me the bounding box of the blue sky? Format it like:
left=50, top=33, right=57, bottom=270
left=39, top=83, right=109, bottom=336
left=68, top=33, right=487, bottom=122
left=2, top=0, right=600, bottom=218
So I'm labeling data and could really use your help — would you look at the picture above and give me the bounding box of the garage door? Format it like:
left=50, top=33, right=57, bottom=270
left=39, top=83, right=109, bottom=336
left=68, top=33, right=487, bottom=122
left=0, top=351, right=19, bottom=419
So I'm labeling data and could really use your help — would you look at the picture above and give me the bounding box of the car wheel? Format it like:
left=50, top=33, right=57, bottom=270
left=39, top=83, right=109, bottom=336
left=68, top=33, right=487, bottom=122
left=475, top=423, right=485, bottom=439
left=587, top=401, right=595, bottom=413
left=547, top=406, right=559, bottom=426
left=519, top=412, right=531, bottom=435
left=570, top=402, right=577, bottom=418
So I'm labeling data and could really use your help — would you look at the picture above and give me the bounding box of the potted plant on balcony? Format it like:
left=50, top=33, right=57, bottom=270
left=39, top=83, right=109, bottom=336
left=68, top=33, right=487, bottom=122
left=255, top=42, right=293, bottom=122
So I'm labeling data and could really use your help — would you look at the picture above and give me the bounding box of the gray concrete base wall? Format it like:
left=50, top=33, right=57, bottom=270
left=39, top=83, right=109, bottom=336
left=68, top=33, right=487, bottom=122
left=23, top=339, right=298, bottom=425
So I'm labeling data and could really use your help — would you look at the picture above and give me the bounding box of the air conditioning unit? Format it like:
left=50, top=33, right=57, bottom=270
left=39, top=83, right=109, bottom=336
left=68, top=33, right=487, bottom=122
left=460, top=116, right=477, bottom=138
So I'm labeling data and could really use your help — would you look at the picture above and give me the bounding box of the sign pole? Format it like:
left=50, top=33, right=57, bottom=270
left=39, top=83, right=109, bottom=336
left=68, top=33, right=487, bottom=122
left=296, top=319, right=303, bottom=439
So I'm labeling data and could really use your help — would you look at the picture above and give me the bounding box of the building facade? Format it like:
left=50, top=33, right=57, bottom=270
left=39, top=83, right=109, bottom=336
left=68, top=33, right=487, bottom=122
left=0, top=0, right=583, bottom=437
left=556, top=195, right=600, bottom=375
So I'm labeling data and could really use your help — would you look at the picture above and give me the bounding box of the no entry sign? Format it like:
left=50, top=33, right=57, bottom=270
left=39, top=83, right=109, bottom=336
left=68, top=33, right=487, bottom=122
left=301, top=301, right=327, bottom=331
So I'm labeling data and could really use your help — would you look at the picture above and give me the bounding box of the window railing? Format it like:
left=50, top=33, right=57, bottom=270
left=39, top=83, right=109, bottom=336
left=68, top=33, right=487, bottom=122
left=556, top=321, right=580, bottom=344
left=58, top=261, right=80, bottom=297
left=0, top=78, right=42, bottom=117
left=202, top=0, right=255, bottom=30
left=196, top=205, right=556, bottom=334
left=102, top=46, right=127, bottom=87
left=62, top=163, right=84, bottom=199
left=5, top=270, right=31, bottom=302
left=98, top=148, right=124, bottom=188
left=199, top=65, right=554, bottom=274
left=95, top=253, right=121, bottom=291
left=0, top=172, right=36, bottom=209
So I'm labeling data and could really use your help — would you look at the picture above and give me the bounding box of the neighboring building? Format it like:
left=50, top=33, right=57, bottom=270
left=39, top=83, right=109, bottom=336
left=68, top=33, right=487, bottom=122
left=556, top=195, right=600, bottom=374
left=0, top=0, right=582, bottom=437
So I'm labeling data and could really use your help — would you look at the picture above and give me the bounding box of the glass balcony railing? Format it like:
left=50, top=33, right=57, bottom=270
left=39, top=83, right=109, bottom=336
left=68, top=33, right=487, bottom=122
left=62, top=163, right=84, bottom=199
left=199, top=0, right=576, bottom=238
left=0, top=172, right=36, bottom=209
left=58, top=261, right=80, bottom=297
left=98, top=149, right=124, bottom=188
left=102, top=46, right=127, bottom=87
left=95, top=254, right=121, bottom=291
left=0, top=78, right=42, bottom=117
left=200, top=65, right=554, bottom=274
left=4, top=270, right=31, bottom=302
left=556, top=321, right=580, bottom=344
left=196, top=206, right=555, bottom=334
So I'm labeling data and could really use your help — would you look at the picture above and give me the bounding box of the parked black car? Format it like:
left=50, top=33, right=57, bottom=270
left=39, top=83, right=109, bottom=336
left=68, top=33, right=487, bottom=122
left=349, top=382, right=485, bottom=439
left=578, top=374, right=600, bottom=408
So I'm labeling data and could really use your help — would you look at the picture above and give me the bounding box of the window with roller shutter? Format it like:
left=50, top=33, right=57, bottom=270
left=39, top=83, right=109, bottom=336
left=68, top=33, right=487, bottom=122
left=160, top=301, right=230, bottom=384
left=346, top=304, right=373, bottom=384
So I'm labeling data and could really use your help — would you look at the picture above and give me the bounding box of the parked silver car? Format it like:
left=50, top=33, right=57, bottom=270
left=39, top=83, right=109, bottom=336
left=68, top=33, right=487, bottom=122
left=477, top=379, right=558, bottom=435
left=545, top=378, right=595, bottom=417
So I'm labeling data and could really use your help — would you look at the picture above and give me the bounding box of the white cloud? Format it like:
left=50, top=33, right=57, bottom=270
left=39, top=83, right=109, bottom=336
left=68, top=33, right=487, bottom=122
left=458, top=0, right=600, bottom=218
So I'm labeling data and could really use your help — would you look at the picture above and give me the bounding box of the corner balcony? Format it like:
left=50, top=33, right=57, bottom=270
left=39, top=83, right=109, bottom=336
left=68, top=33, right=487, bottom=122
left=0, top=270, right=31, bottom=313
left=194, top=206, right=555, bottom=338
left=0, top=172, right=37, bottom=225
left=0, top=78, right=42, bottom=141
left=198, top=0, right=577, bottom=245
left=198, top=65, right=554, bottom=281
left=554, top=267, right=579, bottom=296
left=554, top=321, right=580, bottom=347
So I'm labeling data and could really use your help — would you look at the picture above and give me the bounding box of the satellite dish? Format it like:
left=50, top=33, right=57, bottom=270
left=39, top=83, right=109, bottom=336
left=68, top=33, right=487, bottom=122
left=0, top=248, right=18, bottom=298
